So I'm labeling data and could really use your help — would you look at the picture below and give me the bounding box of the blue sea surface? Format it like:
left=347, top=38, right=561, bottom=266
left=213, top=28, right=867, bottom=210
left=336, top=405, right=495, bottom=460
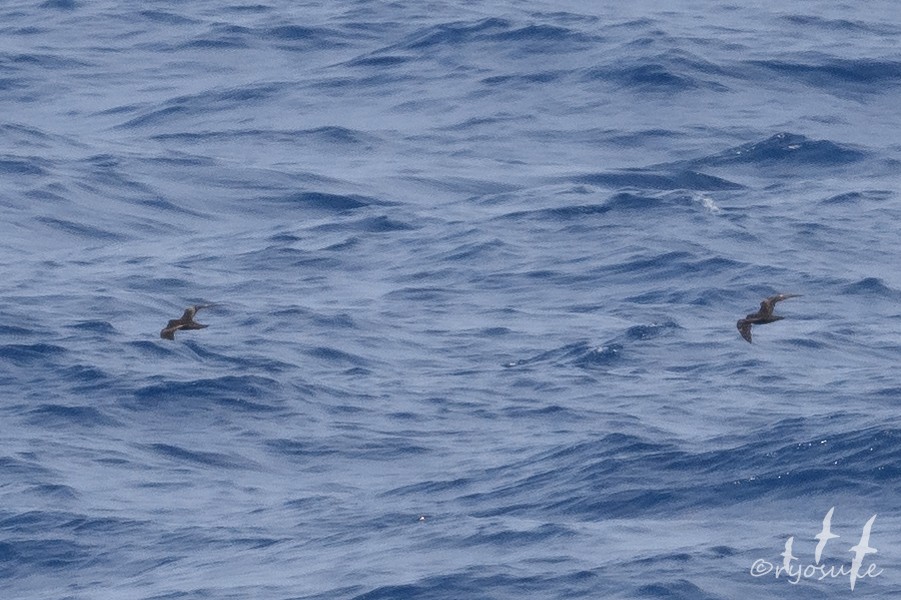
left=2, top=1, right=900, bottom=598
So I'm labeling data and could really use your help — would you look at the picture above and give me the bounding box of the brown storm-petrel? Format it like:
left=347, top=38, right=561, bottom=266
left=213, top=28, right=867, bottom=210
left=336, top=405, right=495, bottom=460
left=736, top=294, right=800, bottom=343
left=160, top=304, right=213, bottom=340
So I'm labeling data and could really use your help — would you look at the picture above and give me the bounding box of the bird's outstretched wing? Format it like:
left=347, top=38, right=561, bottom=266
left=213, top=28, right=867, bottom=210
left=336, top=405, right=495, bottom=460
left=761, top=293, right=801, bottom=316
left=160, top=324, right=182, bottom=340
left=737, top=319, right=753, bottom=343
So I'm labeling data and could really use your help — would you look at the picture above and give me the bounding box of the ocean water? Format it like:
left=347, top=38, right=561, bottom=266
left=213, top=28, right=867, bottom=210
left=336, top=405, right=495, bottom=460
left=2, top=1, right=900, bottom=598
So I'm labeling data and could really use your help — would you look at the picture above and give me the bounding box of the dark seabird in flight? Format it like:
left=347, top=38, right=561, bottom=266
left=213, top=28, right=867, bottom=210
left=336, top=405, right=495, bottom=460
left=160, top=304, right=213, bottom=340
left=737, top=294, right=800, bottom=343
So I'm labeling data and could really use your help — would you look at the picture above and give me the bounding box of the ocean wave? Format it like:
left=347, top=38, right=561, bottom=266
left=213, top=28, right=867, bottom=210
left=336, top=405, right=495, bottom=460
left=573, top=170, right=743, bottom=190
left=748, top=57, right=901, bottom=90
left=2, top=2, right=900, bottom=598
left=695, top=132, right=867, bottom=167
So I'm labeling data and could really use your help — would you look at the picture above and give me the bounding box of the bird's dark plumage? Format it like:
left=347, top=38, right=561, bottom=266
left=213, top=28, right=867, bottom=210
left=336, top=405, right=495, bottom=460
left=160, top=304, right=213, bottom=340
left=736, top=294, right=800, bottom=343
